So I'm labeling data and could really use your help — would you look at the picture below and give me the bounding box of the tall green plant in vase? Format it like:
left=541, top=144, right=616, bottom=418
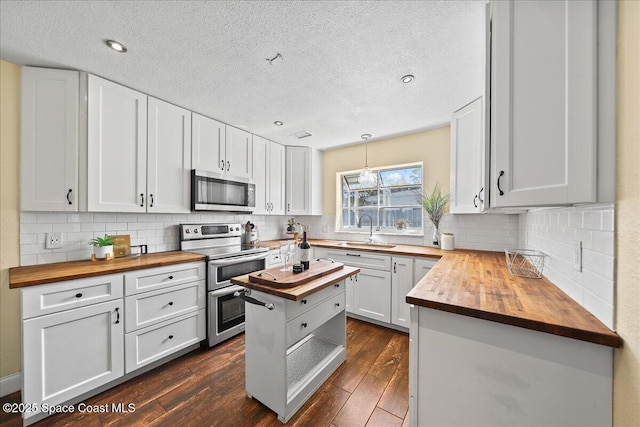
left=416, top=184, right=450, bottom=247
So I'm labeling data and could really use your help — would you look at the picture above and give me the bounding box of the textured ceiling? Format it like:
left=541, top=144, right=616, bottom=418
left=0, top=0, right=485, bottom=149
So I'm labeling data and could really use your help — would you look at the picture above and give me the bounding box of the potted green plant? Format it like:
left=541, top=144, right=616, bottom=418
left=416, top=184, right=450, bottom=246
left=395, top=219, right=409, bottom=230
left=286, top=217, right=296, bottom=232
left=89, top=234, right=115, bottom=260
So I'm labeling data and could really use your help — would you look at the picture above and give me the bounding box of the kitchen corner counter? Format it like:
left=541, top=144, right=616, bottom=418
left=9, top=251, right=206, bottom=288
left=406, top=251, right=622, bottom=348
left=256, top=238, right=620, bottom=348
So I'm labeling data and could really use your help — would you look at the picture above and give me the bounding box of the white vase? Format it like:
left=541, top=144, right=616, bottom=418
left=93, top=245, right=114, bottom=259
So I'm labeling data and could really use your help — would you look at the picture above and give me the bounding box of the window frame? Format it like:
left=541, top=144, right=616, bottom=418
left=335, top=161, right=424, bottom=236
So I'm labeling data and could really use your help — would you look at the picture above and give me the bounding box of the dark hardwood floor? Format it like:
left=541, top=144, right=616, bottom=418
left=0, top=318, right=409, bottom=427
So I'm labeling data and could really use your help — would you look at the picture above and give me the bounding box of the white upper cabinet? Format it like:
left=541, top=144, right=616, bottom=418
left=285, top=146, right=323, bottom=216
left=147, top=98, right=191, bottom=213
left=253, top=136, right=285, bottom=215
left=87, top=75, right=148, bottom=212
left=490, top=0, right=597, bottom=207
left=225, top=125, right=253, bottom=180
left=21, top=67, right=79, bottom=211
left=191, top=113, right=226, bottom=173
left=450, top=97, right=486, bottom=213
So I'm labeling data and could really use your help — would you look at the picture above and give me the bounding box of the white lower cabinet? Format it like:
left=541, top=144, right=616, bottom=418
left=22, top=298, right=124, bottom=422
left=125, top=309, right=205, bottom=373
left=352, top=268, right=392, bottom=323
left=124, top=262, right=206, bottom=373
left=391, top=256, right=414, bottom=328
left=20, top=260, right=206, bottom=425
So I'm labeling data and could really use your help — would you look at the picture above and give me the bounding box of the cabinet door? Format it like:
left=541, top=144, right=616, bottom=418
left=147, top=98, right=191, bottom=213
left=268, top=142, right=286, bottom=215
left=252, top=136, right=269, bottom=215
left=490, top=0, right=597, bottom=207
left=414, top=258, right=438, bottom=282
left=345, top=275, right=355, bottom=314
left=22, top=300, right=124, bottom=417
left=87, top=75, right=147, bottom=212
left=285, top=146, right=310, bottom=215
left=450, top=97, right=485, bottom=213
left=225, top=125, right=253, bottom=179
left=353, top=268, right=391, bottom=323
left=391, top=256, right=414, bottom=328
left=192, top=113, right=225, bottom=174
left=21, top=67, right=79, bottom=211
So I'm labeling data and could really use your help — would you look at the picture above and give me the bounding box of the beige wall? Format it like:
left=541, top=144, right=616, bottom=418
left=321, top=127, right=450, bottom=215
left=0, top=60, right=21, bottom=378
left=613, top=1, right=640, bottom=425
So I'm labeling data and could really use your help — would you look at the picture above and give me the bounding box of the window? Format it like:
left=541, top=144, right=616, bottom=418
left=338, top=163, right=423, bottom=234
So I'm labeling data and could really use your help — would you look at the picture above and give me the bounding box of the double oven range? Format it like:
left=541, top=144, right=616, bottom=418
left=179, top=223, right=269, bottom=347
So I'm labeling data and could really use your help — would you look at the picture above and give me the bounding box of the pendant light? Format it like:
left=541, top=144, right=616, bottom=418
left=358, top=134, right=376, bottom=184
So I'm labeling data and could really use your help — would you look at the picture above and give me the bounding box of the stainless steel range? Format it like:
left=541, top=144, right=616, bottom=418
left=179, top=223, right=269, bottom=347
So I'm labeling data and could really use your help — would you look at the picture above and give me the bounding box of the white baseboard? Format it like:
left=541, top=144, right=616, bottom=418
left=0, top=372, right=21, bottom=397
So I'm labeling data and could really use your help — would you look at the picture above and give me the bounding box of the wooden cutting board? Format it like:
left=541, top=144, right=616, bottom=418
left=248, top=260, right=344, bottom=288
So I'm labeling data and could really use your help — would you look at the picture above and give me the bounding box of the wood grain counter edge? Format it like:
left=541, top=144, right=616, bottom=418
left=9, top=251, right=206, bottom=288
left=231, top=266, right=360, bottom=301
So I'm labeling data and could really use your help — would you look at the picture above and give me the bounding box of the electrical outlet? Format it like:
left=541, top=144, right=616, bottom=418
left=46, top=232, right=63, bottom=249
left=573, top=240, right=582, bottom=272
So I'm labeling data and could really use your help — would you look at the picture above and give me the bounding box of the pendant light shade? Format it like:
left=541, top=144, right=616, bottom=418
left=358, top=134, right=375, bottom=184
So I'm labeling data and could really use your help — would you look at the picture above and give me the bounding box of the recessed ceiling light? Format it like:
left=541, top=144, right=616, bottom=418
left=274, top=121, right=283, bottom=126
left=292, top=131, right=312, bottom=139
left=361, top=133, right=372, bottom=140
left=401, top=74, right=414, bottom=83
left=106, top=39, right=127, bottom=53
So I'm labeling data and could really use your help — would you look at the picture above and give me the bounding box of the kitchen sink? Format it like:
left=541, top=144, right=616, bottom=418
left=340, top=242, right=396, bottom=249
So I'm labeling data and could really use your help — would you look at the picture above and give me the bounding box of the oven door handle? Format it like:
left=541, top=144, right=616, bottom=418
left=209, top=252, right=268, bottom=267
left=234, top=289, right=274, bottom=310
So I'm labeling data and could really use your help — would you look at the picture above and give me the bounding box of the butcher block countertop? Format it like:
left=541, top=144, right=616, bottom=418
left=231, top=265, right=360, bottom=301
left=9, top=251, right=205, bottom=288
left=256, top=239, right=621, bottom=348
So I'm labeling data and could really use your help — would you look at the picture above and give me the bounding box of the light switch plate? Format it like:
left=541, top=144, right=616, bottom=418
left=573, top=240, right=582, bottom=272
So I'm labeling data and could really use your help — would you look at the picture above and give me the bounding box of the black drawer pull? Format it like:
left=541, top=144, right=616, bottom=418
left=497, top=170, right=505, bottom=196
left=473, top=195, right=478, bottom=208
left=301, top=299, right=307, bottom=304
left=346, top=253, right=361, bottom=257
left=115, top=307, right=120, bottom=324
left=168, top=275, right=174, bottom=280
left=168, top=335, right=174, bottom=339
left=168, top=302, right=174, bottom=306
left=335, top=303, right=340, bottom=308
left=140, top=193, right=144, bottom=207
left=335, top=283, right=340, bottom=288
left=66, top=189, right=73, bottom=205
left=301, top=322, right=308, bottom=328
left=75, top=293, right=82, bottom=298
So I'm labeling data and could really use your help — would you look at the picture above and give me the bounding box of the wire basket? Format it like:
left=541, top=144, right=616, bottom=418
left=505, top=249, right=546, bottom=279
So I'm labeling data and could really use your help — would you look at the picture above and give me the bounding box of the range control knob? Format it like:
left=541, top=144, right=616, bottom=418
left=229, top=227, right=233, bottom=232
left=235, top=227, right=240, bottom=231
left=194, top=229, right=199, bottom=234
left=185, top=229, right=191, bottom=234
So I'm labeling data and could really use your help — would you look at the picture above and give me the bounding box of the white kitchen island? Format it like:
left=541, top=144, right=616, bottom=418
left=231, top=264, right=359, bottom=423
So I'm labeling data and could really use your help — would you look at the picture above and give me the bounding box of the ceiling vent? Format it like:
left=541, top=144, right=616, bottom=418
left=292, top=131, right=313, bottom=139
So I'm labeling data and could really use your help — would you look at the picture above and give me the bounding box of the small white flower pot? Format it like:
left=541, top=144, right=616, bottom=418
left=93, top=245, right=114, bottom=260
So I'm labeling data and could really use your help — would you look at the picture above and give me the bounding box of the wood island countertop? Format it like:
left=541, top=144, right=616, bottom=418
left=9, top=251, right=206, bottom=288
left=255, top=239, right=621, bottom=348
left=231, top=265, right=360, bottom=301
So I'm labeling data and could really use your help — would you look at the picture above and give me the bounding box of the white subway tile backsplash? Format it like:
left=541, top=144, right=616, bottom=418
left=37, top=213, right=67, bottom=223
left=20, top=223, right=52, bottom=233
left=93, top=213, right=118, bottom=222
left=20, top=212, right=37, bottom=223
left=520, top=204, right=615, bottom=329
left=52, top=223, right=81, bottom=232
left=37, top=252, right=67, bottom=264
left=81, top=222, right=105, bottom=232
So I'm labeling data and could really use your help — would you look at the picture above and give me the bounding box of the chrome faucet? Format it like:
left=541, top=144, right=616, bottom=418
left=357, top=214, right=375, bottom=243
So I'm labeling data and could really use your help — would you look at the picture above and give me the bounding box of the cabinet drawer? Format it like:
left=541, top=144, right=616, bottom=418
left=125, top=262, right=205, bottom=296
left=125, top=280, right=205, bottom=333
left=125, top=308, right=205, bottom=373
left=326, top=250, right=391, bottom=271
left=22, top=274, right=123, bottom=319
left=286, top=291, right=345, bottom=347
left=285, top=281, right=344, bottom=320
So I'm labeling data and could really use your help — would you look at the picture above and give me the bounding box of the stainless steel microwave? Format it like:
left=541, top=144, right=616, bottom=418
left=191, top=170, right=255, bottom=212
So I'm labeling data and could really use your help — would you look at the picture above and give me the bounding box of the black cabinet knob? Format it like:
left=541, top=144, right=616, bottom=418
left=335, top=303, right=340, bottom=308
left=301, top=322, right=308, bottom=328
left=301, top=299, right=307, bottom=304
left=168, top=302, right=174, bottom=306
left=168, top=276, right=174, bottom=280
left=75, top=293, right=82, bottom=298
left=168, top=335, right=174, bottom=339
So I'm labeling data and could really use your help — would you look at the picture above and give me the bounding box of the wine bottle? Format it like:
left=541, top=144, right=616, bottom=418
left=300, top=231, right=311, bottom=270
